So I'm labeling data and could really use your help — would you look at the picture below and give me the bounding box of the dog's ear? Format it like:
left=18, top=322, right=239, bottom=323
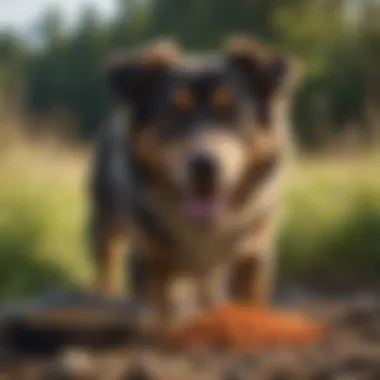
left=224, top=36, right=300, bottom=102
left=106, top=39, right=180, bottom=105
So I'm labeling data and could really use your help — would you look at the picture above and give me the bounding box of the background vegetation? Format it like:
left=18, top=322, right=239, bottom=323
left=1, top=0, right=380, bottom=298
left=2, top=0, right=380, bottom=145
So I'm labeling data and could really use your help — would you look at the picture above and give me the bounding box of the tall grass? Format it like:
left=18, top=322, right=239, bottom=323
left=279, top=153, right=380, bottom=287
left=0, top=134, right=92, bottom=299
left=0, top=129, right=380, bottom=298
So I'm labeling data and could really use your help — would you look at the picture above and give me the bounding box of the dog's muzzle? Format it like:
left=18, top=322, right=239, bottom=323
left=183, top=152, right=223, bottom=221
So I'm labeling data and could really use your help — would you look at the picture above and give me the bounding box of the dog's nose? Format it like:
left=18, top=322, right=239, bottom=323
left=188, top=153, right=217, bottom=182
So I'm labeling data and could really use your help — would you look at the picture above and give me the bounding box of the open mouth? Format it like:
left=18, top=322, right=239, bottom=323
left=183, top=182, right=223, bottom=221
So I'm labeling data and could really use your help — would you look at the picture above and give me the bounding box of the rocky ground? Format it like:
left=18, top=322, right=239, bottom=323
left=0, top=291, right=380, bottom=380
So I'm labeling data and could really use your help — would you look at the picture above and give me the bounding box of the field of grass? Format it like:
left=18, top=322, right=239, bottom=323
left=0, top=132, right=380, bottom=298
left=279, top=153, right=380, bottom=287
left=0, top=134, right=92, bottom=298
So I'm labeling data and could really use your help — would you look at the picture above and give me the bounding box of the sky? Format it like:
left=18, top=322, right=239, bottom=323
left=0, top=0, right=117, bottom=35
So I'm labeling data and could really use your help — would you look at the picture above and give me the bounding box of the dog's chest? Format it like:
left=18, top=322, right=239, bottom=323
left=169, top=225, right=237, bottom=274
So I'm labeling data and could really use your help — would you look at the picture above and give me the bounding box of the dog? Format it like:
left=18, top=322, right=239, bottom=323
left=89, top=37, right=299, bottom=332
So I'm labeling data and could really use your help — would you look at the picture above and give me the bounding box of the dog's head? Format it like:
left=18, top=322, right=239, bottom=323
left=107, top=38, right=298, bottom=223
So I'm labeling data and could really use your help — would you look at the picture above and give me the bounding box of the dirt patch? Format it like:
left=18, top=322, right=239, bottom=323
left=1, top=293, right=380, bottom=379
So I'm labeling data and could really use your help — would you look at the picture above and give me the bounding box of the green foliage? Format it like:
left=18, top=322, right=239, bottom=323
left=0, top=146, right=91, bottom=299
left=278, top=156, right=380, bottom=285
left=1, top=0, right=379, bottom=144
left=0, top=33, right=28, bottom=88
left=291, top=41, right=368, bottom=145
left=26, top=6, right=111, bottom=138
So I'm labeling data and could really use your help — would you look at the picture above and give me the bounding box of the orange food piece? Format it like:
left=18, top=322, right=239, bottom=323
left=163, top=303, right=326, bottom=351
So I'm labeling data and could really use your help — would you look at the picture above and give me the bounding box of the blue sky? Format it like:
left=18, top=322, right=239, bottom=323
left=0, top=0, right=117, bottom=34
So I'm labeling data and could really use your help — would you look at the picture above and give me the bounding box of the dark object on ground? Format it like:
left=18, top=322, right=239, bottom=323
left=0, top=291, right=144, bottom=355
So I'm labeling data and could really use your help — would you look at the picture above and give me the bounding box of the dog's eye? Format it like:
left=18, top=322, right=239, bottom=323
left=210, top=86, right=237, bottom=120
left=171, top=88, right=194, bottom=112
left=210, top=86, right=237, bottom=122
left=211, top=86, right=234, bottom=109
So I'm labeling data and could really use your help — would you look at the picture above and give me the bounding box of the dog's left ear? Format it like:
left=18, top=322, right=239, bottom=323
left=224, top=36, right=301, bottom=102
left=106, top=39, right=180, bottom=106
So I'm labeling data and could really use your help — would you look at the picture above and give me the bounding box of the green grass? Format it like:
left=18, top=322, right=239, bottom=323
left=279, top=154, right=380, bottom=285
left=0, top=139, right=92, bottom=299
left=0, top=137, right=380, bottom=298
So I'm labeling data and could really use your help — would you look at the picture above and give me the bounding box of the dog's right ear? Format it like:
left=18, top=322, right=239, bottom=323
left=106, top=39, right=180, bottom=106
left=224, top=36, right=302, bottom=101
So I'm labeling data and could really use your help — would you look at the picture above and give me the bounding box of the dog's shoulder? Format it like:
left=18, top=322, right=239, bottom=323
left=90, top=110, right=131, bottom=206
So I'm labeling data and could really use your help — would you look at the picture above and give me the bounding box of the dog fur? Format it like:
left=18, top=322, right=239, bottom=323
left=89, top=37, right=299, bottom=331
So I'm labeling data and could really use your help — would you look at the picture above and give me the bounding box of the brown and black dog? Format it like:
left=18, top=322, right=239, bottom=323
left=90, top=37, right=299, bottom=331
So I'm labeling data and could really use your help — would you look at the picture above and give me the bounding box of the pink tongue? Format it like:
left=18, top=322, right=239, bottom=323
left=185, top=197, right=220, bottom=219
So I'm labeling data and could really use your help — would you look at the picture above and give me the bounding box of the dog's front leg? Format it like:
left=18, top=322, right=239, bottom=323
left=198, top=265, right=228, bottom=311
left=230, top=216, right=277, bottom=307
left=229, top=253, right=275, bottom=307
left=91, top=219, right=126, bottom=296
left=143, top=262, right=176, bottom=337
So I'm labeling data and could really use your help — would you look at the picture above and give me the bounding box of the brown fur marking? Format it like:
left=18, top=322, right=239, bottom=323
left=108, top=39, right=181, bottom=73
left=134, top=127, right=162, bottom=167
left=230, top=257, right=271, bottom=306
left=172, top=87, right=194, bottom=111
left=211, top=85, right=234, bottom=108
